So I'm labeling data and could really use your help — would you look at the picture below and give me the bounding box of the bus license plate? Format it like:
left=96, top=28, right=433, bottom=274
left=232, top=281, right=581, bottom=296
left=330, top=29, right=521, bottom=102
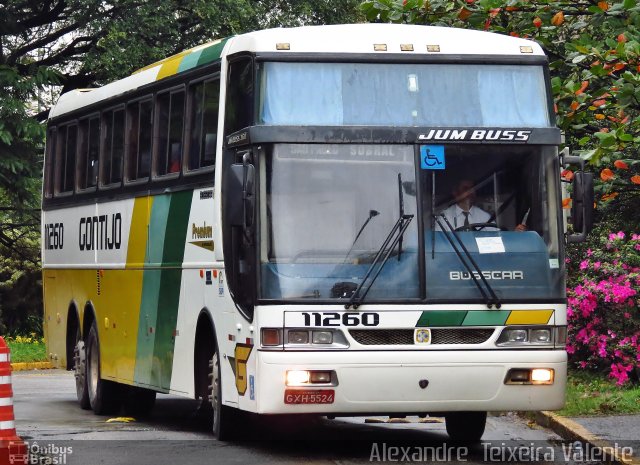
left=284, top=389, right=335, bottom=404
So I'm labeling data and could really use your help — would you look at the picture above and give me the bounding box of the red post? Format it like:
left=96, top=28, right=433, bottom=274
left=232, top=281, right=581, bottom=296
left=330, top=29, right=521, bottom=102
left=0, top=337, right=27, bottom=465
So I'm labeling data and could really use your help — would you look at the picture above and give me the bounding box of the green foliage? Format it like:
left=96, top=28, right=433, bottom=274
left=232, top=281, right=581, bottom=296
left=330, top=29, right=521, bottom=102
left=559, top=369, right=640, bottom=416
left=360, top=0, right=640, bottom=215
left=5, top=335, right=47, bottom=363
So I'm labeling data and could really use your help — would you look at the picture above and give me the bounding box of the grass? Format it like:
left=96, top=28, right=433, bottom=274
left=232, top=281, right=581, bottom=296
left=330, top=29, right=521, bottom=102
left=4, top=335, right=48, bottom=363
left=557, top=369, right=640, bottom=416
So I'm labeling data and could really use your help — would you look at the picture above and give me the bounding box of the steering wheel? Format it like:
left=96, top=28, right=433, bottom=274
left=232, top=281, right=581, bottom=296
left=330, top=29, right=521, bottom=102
left=454, top=222, right=506, bottom=232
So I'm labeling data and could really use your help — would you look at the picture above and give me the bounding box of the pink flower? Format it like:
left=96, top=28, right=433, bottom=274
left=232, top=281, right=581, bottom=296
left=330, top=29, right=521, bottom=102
left=617, top=231, right=625, bottom=239
left=587, top=248, right=593, bottom=256
left=593, top=262, right=601, bottom=269
left=580, top=260, right=589, bottom=270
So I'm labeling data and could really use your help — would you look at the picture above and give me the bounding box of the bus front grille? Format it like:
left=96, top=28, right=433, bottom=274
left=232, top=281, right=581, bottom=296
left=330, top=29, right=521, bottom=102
left=349, top=328, right=495, bottom=345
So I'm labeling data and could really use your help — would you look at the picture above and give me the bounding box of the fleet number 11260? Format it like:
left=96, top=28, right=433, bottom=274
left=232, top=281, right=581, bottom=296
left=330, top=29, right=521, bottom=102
left=301, top=312, right=379, bottom=327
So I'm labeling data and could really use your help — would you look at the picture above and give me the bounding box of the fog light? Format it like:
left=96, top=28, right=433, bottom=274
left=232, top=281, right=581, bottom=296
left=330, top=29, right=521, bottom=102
left=288, top=331, right=309, bottom=344
left=312, top=331, right=333, bottom=344
left=508, top=369, right=530, bottom=383
left=261, top=328, right=282, bottom=346
left=309, top=371, right=332, bottom=384
left=286, top=370, right=310, bottom=386
left=531, top=368, right=554, bottom=384
left=530, top=329, right=551, bottom=343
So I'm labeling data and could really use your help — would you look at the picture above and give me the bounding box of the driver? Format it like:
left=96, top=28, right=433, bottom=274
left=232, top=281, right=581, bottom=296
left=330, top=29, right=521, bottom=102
left=440, top=179, right=527, bottom=231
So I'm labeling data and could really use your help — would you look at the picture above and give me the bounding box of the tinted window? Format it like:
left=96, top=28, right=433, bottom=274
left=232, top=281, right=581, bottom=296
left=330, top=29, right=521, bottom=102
left=127, top=99, right=153, bottom=181
left=44, top=128, right=56, bottom=198
left=56, top=124, right=77, bottom=194
left=78, top=117, right=100, bottom=190
left=225, top=58, right=253, bottom=135
left=188, top=78, right=219, bottom=171
left=102, top=108, right=125, bottom=185
left=156, top=90, right=185, bottom=176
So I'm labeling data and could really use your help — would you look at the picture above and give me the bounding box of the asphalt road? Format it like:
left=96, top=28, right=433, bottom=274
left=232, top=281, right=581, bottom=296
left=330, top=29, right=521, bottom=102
left=13, top=370, right=594, bottom=464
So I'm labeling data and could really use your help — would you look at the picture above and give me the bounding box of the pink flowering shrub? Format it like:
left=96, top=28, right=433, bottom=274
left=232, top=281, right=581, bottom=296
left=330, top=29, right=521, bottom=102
left=566, top=231, right=640, bottom=385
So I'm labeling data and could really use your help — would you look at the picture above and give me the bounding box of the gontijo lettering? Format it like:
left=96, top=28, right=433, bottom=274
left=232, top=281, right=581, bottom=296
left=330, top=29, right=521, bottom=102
left=78, top=213, right=122, bottom=251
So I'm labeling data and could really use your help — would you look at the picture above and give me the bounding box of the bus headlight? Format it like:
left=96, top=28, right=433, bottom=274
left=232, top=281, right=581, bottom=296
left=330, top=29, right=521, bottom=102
left=496, top=326, right=556, bottom=346
left=261, top=328, right=348, bottom=349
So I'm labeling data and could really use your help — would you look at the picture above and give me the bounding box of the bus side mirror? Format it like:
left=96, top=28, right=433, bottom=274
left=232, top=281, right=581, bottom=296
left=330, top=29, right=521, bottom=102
left=225, top=161, right=255, bottom=229
left=568, top=171, right=594, bottom=243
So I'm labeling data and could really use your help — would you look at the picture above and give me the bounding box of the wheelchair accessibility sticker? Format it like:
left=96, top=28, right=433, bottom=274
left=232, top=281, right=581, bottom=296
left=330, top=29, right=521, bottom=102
left=420, top=145, right=445, bottom=170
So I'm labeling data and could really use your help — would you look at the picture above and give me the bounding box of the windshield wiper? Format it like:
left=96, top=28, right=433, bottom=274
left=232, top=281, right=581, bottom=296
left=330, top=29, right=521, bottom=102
left=345, top=214, right=413, bottom=310
left=435, top=214, right=501, bottom=309
left=342, top=209, right=380, bottom=264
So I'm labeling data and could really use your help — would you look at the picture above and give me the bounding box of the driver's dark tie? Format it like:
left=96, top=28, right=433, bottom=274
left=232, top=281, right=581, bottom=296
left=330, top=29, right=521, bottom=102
left=463, top=211, right=470, bottom=227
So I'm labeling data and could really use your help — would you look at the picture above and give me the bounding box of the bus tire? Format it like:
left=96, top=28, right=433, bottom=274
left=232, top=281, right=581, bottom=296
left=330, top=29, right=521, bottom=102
left=86, top=322, right=121, bottom=415
left=209, top=351, right=239, bottom=440
left=123, top=386, right=156, bottom=417
left=73, top=327, right=91, bottom=410
left=444, top=411, right=487, bottom=442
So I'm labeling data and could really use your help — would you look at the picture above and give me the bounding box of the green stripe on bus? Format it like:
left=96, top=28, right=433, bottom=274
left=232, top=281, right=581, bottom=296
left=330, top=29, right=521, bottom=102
left=135, top=192, right=192, bottom=389
left=178, top=50, right=203, bottom=73
left=196, top=38, right=229, bottom=67
left=416, top=311, right=467, bottom=327
left=151, top=191, right=192, bottom=389
left=461, top=310, right=511, bottom=326
left=134, top=195, right=169, bottom=387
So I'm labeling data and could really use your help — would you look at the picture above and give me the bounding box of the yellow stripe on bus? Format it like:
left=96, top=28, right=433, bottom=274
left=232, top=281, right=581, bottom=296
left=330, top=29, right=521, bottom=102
left=126, top=197, right=151, bottom=268
left=156, top=54, right=188, bottom=80
left=505, top=310, right=553, bottom=325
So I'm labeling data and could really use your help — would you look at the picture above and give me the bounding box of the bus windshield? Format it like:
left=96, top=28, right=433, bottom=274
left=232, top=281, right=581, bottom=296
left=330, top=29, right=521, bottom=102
left=259, top=144, right=564, bottom=303
left=258, top=62, right=550, bottom=128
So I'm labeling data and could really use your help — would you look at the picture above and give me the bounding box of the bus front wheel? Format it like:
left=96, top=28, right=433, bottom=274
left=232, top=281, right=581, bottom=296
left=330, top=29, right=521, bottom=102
left=208, top=351, right=239, bottom=440
left=86, top=322, right=120, bottom=415
left=444, top=411, right=487, bottom=442
left=73, top=327, right=90, bottom=410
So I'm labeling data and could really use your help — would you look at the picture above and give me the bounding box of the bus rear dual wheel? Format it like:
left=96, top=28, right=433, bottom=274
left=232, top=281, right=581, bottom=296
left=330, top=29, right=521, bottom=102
left=444, top=411, right=487, bottom=442
left=76, top=321, right=156, bottom=416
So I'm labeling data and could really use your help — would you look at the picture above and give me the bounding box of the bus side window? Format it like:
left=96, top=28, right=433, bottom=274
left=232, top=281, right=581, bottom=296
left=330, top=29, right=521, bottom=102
left=187, top=78, right=219, bottom=172
left=55, top=124, right=77, bottom=195
left=155, top=90, right=185, bottom=176
left=44, top=128, right=56, bottom=198
left=126, top=99, right=153, bottom=182
left=102, top=108, right=125, bottom=186
left=78, top=116, right=99, bottom=190
left=224, top=57, right=254, bottom=136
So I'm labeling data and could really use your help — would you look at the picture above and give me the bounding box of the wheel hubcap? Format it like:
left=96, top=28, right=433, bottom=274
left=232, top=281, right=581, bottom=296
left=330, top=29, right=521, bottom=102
left=88, top=336, right=99, bottom=400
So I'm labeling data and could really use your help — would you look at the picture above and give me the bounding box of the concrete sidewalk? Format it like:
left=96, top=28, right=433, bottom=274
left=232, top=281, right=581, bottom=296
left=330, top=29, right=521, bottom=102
left=535, top=412, right=640, bottom=465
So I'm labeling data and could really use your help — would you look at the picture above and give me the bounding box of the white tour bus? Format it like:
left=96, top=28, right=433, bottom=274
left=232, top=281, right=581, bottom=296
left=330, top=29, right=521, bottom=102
left=42, top=24, right=593, bottom=441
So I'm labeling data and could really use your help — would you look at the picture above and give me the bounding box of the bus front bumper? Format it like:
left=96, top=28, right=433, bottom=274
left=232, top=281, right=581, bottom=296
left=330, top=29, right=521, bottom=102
left=255, top=349, right=566, bottom=414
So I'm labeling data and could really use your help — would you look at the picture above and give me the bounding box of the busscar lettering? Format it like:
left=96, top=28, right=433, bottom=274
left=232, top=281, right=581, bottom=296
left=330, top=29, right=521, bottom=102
left=44, top=223, right=64, bottom=250
left=78, top=213, right=122, bottom=251
left=449, top=270, right=524, bottom=280
left=418, top=129, right=531, bottom=142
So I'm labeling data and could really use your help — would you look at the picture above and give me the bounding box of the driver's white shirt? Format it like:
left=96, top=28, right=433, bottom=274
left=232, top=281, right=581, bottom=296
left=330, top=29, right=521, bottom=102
left=440, top=204, right=491, bottom=229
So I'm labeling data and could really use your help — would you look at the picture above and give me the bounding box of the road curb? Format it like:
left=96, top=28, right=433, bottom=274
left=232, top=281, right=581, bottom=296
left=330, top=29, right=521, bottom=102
left=534, top=411, right=640, bottom=465
left=11, top=362, right=54, bottom=371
